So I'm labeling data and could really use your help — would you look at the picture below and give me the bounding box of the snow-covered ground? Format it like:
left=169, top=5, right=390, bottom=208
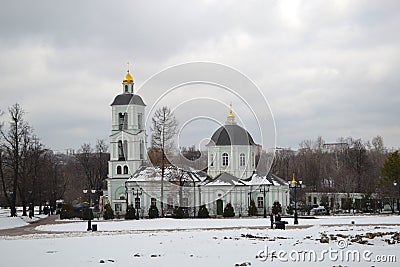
left=0, top=208, right=46, bottom=230
left=0, top=216, right=28, bottom=230
left=35, top=215, right=400, bottom=232
left=0, top=213, right=399, bottom=266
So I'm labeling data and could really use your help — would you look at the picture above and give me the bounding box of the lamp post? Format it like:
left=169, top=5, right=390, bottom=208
left=134, top=188, right=143, bottom=220
left=394, top=181, right=400, bottom=215
left=83, top=189, right=96, bottom=231
left=288, top=174, right=303, bottom=225
left=259, top=185, right=270, bottom=218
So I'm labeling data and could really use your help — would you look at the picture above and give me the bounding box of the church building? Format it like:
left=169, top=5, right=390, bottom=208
left=105, top=69, right=289, bottom=217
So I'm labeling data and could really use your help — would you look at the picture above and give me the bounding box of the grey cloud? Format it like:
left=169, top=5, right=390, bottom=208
left=0, top=0, right=399, bottom=150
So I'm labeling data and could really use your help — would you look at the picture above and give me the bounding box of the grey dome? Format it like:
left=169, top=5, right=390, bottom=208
left=111, top=93, right=146, bottom=106
left=208, top=125, right=256, bottom=146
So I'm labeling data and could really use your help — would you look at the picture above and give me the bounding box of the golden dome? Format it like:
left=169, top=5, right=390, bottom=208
left=228, top=103, right=235, bottom=117
left=123, top=70, right=134, bottom=84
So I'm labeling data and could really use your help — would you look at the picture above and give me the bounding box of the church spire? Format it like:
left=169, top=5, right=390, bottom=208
left=226, top=102, right=236, bottom=125
left=122, top=62, right=134, bottom=94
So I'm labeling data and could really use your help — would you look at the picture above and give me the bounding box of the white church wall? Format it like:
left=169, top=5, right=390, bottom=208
left=208, top=145, right=256, bottom=179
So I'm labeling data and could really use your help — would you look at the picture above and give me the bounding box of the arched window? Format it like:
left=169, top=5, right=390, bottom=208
left=239, top=153, right=245, bottom=166
left=222, top=153, right=229, bottom=166
left=123, top=165, right=129, bottom=174
left=116, top=165, right=122, bottom=174
left=124, top=85, right=128, bottom=93
left=210, top=154, right=214, bottom=167
left=251, top=152, right=255, bottom=167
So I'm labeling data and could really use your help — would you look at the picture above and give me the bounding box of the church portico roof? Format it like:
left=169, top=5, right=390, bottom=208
left=201, top=172, right=288, bottom=187
left=127, top=165, right=208, bottom=183
left=201, top=172, right=249, bottom=186
left=248, top=173, right=288, bottom=186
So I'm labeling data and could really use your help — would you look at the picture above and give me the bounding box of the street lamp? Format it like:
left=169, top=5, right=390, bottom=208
left=259, top=185, right=270, bottom=218
left=288, top=174, right=303, bottom=225
left=133, top=188, right=143, bottom=220
left=394, top=181, right=400, bottom=215
left=83, top=189, right=96, bottom=231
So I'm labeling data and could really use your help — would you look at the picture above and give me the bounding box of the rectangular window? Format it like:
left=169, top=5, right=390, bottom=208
left=151, top=198, right=157, bottom=207
left=257, top=196, right=264, bottom=208
left=313, top=197, right=317, bottom=205
left=118, top=113, right=124, bottom=130
left=123, top=140, right=128, bottom=160
left=140, top=141, right=144, bottom=160
left=210, top=154, right=214, bottom=167
left=118, top=141, right=125, bottom=161
left=123, top=112, right=128, bottom=129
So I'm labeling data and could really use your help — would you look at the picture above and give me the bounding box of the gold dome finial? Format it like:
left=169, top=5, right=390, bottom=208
left=228, top=102, right=235, bottom=117
left=291, top=173, right=297, bottom=184
left=123, top=62, right=134, bottom=84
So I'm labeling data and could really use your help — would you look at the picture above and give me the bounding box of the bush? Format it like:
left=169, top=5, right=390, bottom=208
left=342, top=198, right=353, bottom=212
left=272, top=201, right=282, bottom=215
left=60, top=203, right=74, bottom=220
left=248, top=199, right=258, bottom=216
left=59, top=202, right=80, bottom=219
left=103, top=203, right=114, bottom=220
left=125, top=204, right=136, bottom=220
left=197, top=205, right=210, bottom=218
left=286, top=205, right=294, bottom=215
left=173, top=206, right=184, bottom=219
left=223, top=203, right=235, bottom=217
left=82, top=207, right=94, bottom=220
left=148, top=204, right=159, bottom=219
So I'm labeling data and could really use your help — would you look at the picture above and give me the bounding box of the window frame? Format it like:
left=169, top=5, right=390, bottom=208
left=239, top=153, right=245, bottom=166
left=257, top=196, right=264, bottom=208
left=222, top=153, right=229, bottom=166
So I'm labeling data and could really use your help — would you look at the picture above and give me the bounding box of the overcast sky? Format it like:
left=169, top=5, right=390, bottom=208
left=1, top=0, right=399, bottom=151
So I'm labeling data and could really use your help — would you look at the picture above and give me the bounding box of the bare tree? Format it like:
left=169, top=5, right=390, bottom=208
left=95, top=139, right=108, bottom=189
left=18, top=135, right=47, bottom=216
left=75, top=139, right=108, bottom=190
left=345, top=138, right=370, bottom=192
left=0, top=104, right=31, bottom=216
left=150, top=106, right=178, bottom=217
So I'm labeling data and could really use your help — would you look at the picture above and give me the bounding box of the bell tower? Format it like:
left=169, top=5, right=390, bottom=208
left=106, top=67, right=147, bottom=214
